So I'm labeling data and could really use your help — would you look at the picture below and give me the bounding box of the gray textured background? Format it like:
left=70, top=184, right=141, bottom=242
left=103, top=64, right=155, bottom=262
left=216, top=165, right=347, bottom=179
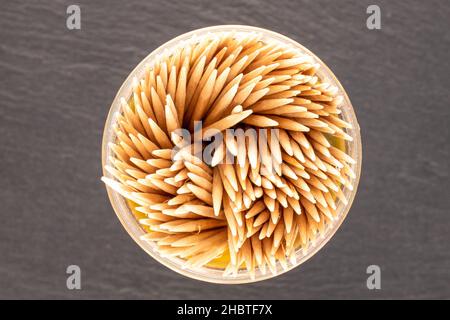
left=0, top=0, right=448, bottom=299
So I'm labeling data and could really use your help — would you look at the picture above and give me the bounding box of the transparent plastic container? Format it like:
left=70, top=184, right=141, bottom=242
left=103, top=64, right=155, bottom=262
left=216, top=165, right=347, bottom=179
left=101, top=25, right=362, bottom=284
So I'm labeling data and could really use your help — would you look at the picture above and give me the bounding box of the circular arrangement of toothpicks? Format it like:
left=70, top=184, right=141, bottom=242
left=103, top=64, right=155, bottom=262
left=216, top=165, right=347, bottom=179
left=102, top=27, right=360, bottom=281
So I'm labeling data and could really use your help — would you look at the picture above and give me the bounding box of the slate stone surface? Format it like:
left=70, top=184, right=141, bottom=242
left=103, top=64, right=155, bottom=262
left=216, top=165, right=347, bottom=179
left=0, top=0, right=448, bottom=299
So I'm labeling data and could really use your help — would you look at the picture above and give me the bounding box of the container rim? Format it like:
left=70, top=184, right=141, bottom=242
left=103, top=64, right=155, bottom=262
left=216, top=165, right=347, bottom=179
left=101, top=25, right=362, bottom=284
